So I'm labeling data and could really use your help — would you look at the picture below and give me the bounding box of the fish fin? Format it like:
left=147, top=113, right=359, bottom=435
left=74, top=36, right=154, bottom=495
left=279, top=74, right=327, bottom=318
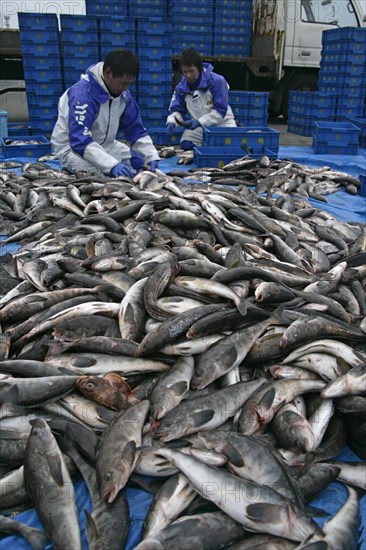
left=84, top=509, right=99, bottom=539
left=168, top=380, right=189, bottom=397
left=305, top=505, right=330, bottom=518
left=123, top=440, right=137, bottom=463
left=26, top=528, right=48, bottom=550
left=246, top=502, right=285, bottom=523
left=47, top=453, right=65, bottom=487
left=225, top=441, right=245, bottom=467
left=0, top=384, right=19, bottom=404
left=236, top=299, right=248, bottom=317
left=258, top=386, right=276, bottom=410
left=191, top=409, right=215, bottom=427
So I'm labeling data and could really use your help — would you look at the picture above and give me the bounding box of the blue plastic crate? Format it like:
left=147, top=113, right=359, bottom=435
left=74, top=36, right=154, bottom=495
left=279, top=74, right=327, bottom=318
left=318, top=83, right=365, bottom=98
left=25, top=80, right=64, bottom=96
left=288, top=102, right=336, bottom=118
left=100, top=34, right=136, bottom=55
left=1, top=135, right=51, bottom=158
left=20, top=40, right=61, bottom=55
left=136, top=18, right=172, bottom=34
left=85, top=0, right=128, bottom=16
left=213, top=44, right=250, bottom=58
left=193, top=146, right=277, bottom=168
left=322, top=27, right=366, bottom=43
left=287, top=123, right=314, bottom=137
left=27, top=95, right=60, bottom=109
left=232, top=126, right=279, bottom=149
left=214, top=30, right=251, bottom=44
left=168, top=10, right=210, bottom=23
left=319, top=61, right=365, bottom=77
left=139, top=93, right=172, bottom=109
left=131, top=5, right=167, bottom=16
left=148, top=126, right=184, bottom=145
left=203, top=127, right=278, bottom=151
left=347, top=117, right=366, bottom=138
left=18, top=12, right=58, bottom=31
left=229, top=91, right=269, bottom=107
left=321, top=50, right=366, bottom=64
left=99, top=16, right=135, bottom=32
left=318, top=73, right=365, bottom=87
left=138, top=45, right=172, bottom=60
left=22, top=53, right=62, bottom=69
left=236, top=116, right=268, bottom=126
left=62, top=41, right=99, bottom=56
left=19, top=29, right=59, bottom=44
left=229, top=105, right=268, bottom=118
left=23, top=67, right=63, bottom=83
left=335, top=106, right=365, bottom=121
left=313, top=121, right=360, bottom=144
left=61, top=30, right=99, bottom=47
left=312, top=137, right=358, bottom=155
left=60, top=14, right=98, bottom=32
left=336, top=96, right=365, bottom=108
left=170, top=1, right=214, bottom=14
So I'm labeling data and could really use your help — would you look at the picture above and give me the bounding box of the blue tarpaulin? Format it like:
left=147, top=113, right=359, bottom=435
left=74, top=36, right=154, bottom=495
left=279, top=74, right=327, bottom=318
left=0, top=146, right=365, bottom=548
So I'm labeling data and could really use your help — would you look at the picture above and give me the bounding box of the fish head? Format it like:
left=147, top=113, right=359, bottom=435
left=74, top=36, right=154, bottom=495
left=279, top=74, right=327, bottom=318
left=76, top=375, right=106, bottom=400
left=28, top=417, right=58, bottom=454
left=97, top=459, right=130, bottom=503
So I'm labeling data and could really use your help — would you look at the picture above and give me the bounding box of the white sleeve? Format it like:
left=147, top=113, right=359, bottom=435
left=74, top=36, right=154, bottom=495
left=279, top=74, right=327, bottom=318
left=198, top=109, right=224, bottom=127
left=166, top=112, right=184, bottom=126
left=132, top=135, right=160, bottom=163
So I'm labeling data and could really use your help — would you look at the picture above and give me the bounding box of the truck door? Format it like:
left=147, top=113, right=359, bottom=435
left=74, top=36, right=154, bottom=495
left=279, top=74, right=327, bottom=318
left=287, top=0, right=360, bottom=68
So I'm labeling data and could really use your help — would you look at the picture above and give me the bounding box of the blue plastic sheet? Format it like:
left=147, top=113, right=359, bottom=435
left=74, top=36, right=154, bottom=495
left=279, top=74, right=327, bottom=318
left=0, top=148, right=365, bottom=548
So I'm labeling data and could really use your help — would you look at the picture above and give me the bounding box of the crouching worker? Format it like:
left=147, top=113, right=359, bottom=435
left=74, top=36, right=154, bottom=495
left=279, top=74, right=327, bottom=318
left=51, top=49, right=160, bottom=177
left=165, top=48, right=236, bottom=150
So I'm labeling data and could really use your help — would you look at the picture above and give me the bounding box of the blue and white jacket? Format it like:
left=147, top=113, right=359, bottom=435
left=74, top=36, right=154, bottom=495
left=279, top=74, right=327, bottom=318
left=51, top=62, right=159, bottom=174
left=166, top=62, right=236, bottom=128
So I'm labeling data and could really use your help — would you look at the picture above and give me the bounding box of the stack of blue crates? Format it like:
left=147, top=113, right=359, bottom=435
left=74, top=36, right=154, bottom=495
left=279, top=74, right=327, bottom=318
left=312, top=121, right=360, bottom=155
left=228, top=91, right=269, bottom=126
left=318, top=27, right=366, bottom=123
left=85, top=0, right=128, bottom=17
left=18, top=12, right=63, bottom=137
left=136, top=18, right=173, bottom=130
left=287, top=91, right=337, bottom=136
left=99, top=16, right=135, bottom=60
left=169, top=0, right=214, bottom=56
left=213, top=0, right=252, bottom=58
left=61, top=15, right=99, bottom=90
left=130, top=0, right=168, bottom=18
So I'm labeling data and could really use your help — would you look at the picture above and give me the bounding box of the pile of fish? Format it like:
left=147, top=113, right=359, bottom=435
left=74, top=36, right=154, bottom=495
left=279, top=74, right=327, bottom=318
left=0, top=156, right=365, bottom=550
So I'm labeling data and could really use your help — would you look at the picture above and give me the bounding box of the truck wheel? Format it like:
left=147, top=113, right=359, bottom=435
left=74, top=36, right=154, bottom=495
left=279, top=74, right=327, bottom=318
left=281, top=73, right=318, bottom=120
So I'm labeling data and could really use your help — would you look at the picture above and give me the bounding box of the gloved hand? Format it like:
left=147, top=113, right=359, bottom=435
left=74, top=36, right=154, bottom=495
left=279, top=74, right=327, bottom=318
left=130, top=150, right=145, bottom=171
left=186, top=119, right=201, bottom=130
left=148, top=160, right=159, bottom=172
left=166, top=122, right=175, bottom=134
left=110, top=163, right=134, bottom=178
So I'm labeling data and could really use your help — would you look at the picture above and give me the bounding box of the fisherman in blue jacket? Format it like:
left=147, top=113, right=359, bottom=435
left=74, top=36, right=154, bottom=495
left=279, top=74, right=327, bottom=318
left=166, top=48, right=236, bottom=150
left=51, top=49, right=160, bottom=177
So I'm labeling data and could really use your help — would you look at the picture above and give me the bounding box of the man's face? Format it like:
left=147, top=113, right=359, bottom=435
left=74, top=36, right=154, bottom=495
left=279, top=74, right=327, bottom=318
left=103, top=68, right=136, bottom=95
left=181, top=65, right=200, bottom=85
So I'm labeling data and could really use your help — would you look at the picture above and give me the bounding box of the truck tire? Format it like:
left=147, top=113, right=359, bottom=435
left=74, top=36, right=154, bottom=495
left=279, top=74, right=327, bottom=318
left=281, top=72, right=318, bottom=120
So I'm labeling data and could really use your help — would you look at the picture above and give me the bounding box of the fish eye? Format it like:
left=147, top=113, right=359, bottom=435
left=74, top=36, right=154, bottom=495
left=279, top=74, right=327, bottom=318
left=104, top=473, right=112, bottom=482
left=85, top=382, right=95, bottom=390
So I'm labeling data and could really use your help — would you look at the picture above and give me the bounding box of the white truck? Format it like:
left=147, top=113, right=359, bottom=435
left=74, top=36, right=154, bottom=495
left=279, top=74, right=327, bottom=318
left=173, top=0, right=366, bottom=118
left=1, top=0, right=365, bottom=120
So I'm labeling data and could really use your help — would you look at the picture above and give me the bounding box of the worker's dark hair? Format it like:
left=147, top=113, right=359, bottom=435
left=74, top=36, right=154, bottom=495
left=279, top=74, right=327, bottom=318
left=103, top=50, right=140, bottom=78
left=179, top=48, right=203, bottom=72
